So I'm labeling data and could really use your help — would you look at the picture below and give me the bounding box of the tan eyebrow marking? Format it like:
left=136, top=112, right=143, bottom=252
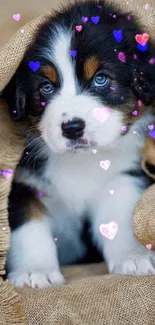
left=42, top=65, right=57, bottom=83
left=84, top=56, right=101, bottom=80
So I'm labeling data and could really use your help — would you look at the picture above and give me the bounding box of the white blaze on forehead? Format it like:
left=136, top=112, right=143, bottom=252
left=50, top=27, right=76, bottom=96
left=39, top=26, right=126, bottom=153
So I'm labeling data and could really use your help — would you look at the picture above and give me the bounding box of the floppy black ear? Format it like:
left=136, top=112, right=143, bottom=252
left=2, top=73, right=26, bottom=121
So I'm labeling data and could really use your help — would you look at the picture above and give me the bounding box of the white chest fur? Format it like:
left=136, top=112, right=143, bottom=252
left=11, top=111, right=155, bottom=272
left=43, top=127, right=143, bottom=214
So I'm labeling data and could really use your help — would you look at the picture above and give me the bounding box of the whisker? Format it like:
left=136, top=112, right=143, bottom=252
left=31, top=147, right=47, bottom=173
left=21, top=136, right=45, bottom=165
left=25, top=143, right=45, bottom=167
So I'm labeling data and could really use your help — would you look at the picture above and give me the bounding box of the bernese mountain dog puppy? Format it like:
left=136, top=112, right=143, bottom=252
left=3, top=0, right=155, bottom=288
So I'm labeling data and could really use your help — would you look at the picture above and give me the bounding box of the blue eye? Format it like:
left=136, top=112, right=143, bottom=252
left=40, top=82, right=53, bottom=95
left=94, top=73, right=108, bottom=87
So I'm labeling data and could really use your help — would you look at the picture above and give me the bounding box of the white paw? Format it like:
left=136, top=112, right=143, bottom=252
left=7, top=270, right=65, bottom=288
left=110, top=251, right=155, bottom=276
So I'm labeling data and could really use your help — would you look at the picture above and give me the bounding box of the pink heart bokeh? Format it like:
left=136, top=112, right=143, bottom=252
left=76, top=25, right=83, bottom=32
left=93, top=107, right=110, bottom=123
left=135, top=33, right=149, bottom=46
left=146, top=244, right=152, bottom=250
left=148, top=125, right=154, bottom=130
left=13, top=13, right=21, bottom=21
left=99, top=221, right=118, bottom=240
left=2, top=169, right=13, bottom=180
left=100, top=160, right=110, bottom=170
left=118, top=52, right=126, bottom=63
left=138, top=100, right=143, bottom=107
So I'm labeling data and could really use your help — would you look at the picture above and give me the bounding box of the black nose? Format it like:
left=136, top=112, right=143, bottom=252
left=61, top=118, right=85, bottom=140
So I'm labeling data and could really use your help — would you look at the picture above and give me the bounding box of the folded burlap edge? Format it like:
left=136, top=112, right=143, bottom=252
left=0, top=3, right=155, bottom=324
left=0, top=12, right=51, bottom=92
left=0, top=0, right=155, bottom=276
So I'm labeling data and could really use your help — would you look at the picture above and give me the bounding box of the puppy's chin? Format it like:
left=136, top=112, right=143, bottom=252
left=66, top=138, right=97, bottom=153
left=40, top=135, right=91, bottom=155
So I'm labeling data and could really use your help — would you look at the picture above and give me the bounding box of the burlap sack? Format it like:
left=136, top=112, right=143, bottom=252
left=1, top=0, right=155, bottom=324
left=133, top=137, right=155, bottom=248
left=18, top=274, right=155, bottom=325
left=133, top=184, right=155, bottom=249
left=0, top=278, right=25, bottom=324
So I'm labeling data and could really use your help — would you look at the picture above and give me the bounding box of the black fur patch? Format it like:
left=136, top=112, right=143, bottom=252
left=124, top=168, right=145, bottom=178
left=123, top=165, right=153, bottom=188
left=3, top=0, right=155, bottom=121
left=79, top=218, right=103, bottom=264
left=145, top=162, right=155, bottom=176
left=8, top=182, right=35, bottom=230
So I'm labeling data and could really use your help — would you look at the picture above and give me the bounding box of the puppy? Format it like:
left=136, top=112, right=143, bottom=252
left=3, top=0, right=155, bottom=288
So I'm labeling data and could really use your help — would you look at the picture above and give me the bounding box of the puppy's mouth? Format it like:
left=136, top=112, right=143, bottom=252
left=67, top=138, right=92, bottom=151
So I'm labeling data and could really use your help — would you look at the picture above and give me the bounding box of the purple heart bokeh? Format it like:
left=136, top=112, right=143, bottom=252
left=137, top=43, right=148, bottom=52
left=121, top=125, right=127, bottom=132
left=91, top=16, right=100, bottom=24
left=2, top=169, right=13, bottom=180
left=29, top=61, right=40, bottom=72
left=82, top=16, right=88, bottom=23
left=118, top=52, right=126, bottom=63
left=41, top=102, right=45, bottom=107
left=70, top=50, right=77, bottom=57
left=149, top=58, right=155, bottom=64
left=132, top=110, right=138, bottom=116
left=113, top=30, right=123, bottom=43
left=149, top=130, right=155, bottom=139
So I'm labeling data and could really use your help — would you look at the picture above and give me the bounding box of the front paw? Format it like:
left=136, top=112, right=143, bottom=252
left=7, top=270, right=65, bottom=288
left=110, top=251, right=155, bottom=276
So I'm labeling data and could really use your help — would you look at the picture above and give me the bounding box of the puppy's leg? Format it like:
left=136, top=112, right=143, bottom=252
left=92, top=175, right=155, bottom=275
left=7, top=182, right=65, bottom=288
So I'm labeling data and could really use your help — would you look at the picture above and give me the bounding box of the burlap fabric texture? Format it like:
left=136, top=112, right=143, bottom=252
left=0, top=0, right=155, bottom=324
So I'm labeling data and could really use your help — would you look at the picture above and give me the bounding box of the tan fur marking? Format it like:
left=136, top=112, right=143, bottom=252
left=43, top=65, right=57, bottom=83
left=141, top=137, right=155, bottom=179
left=84, top=57, right=101, bottom=80
left=141, top=137, right=155, bottom=166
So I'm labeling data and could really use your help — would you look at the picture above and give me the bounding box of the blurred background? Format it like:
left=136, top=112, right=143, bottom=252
left=0, top=0, right=69, bottom=46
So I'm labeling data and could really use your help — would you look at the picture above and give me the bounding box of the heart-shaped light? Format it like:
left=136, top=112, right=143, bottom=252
left=99, top=221, right=118, bottom=240
left=93, top=107, right=110, bottom=123
left=135, top=33, right=149, bottom=46
left=76, top=25, right=83, bottom=32
left=100, top=160, right=110, bottom=170
left=13, top=13, right=20, bottom=21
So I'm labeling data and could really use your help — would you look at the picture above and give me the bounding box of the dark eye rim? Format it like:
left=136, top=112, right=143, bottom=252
left=40, top=82, right=54, bottom=95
